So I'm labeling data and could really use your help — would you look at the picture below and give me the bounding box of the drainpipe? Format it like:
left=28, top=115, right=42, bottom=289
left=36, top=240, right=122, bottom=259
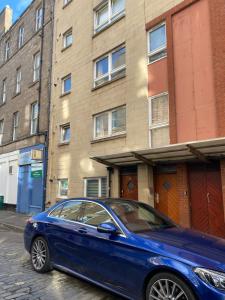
left=37, top=0, right=45, bottom=136
left=41, top=0, right=54, bottom=211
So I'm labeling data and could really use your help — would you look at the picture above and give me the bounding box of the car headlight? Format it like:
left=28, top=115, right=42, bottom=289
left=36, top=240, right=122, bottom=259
left=194, top=267, right=225, bottom=290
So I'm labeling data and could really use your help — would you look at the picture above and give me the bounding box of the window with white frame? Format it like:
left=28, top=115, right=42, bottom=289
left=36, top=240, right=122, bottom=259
left=1, top=79, right=6, bottom=104
left=60, top=123, right=71, bottom=143
left=12, top=112, right=19, bottom=141
left=0, top=119, right=4, bottom=145
left=94, top=0, right=125, bottom=33
left=94, top=106, right=126, bottom=139
left=84, top=177, right=107, bottom=198
left=148, top=23, right=167, bottom=64
left=33, top=52, right=41, bottom=82
left=94, top=45, right=126, bottom=87
left=18, top=25, right=24, bottom=49
left=58, top=179, right=69, bottom=197
left=5, top=39, right=10, bottom=61
left=149, top=93, right=170, bottom=148
left=35, top=6, right=43, bottom=31
left=31, top=102, right=38, bottom=134
left=63, top=28, right=73, bottom=49
left=62, top=74, right=71, bottom=94
left=16, top=68, right=22, bottom=94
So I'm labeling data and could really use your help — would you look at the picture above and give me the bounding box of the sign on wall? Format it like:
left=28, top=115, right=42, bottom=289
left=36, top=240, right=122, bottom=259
left=31, top=163, right=43, bottom=179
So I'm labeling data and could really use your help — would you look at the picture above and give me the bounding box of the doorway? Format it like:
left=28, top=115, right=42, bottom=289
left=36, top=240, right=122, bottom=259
left=188, top=163, right=225, bottom=238
left=120, top=166, right=138, bottom=200
left=154, top=166, right=179, bottom=223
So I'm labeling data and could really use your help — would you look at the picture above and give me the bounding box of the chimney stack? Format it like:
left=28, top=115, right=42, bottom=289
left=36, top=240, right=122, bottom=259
left=0, top=6, right=13, bottom=38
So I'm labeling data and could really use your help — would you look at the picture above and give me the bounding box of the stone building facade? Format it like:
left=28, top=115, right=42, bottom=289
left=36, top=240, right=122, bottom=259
left=47, top=0, right=225, bottom=239
left=0, top=0, right=54, bottom=213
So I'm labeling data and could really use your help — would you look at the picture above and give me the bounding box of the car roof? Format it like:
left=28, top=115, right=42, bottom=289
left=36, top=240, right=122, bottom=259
left=54, top=197, right=140, bottom=206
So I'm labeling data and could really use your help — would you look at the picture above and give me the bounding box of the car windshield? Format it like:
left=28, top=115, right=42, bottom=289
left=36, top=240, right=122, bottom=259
left=107, top=200, right=175, bottom=233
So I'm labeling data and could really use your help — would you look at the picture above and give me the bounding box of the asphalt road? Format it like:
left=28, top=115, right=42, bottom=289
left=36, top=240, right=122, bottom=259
left=0, top=224, right=124, bottom=300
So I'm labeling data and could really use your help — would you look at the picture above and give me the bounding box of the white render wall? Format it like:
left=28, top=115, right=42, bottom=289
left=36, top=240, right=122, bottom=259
left=0, top=150, right=19, bottom=205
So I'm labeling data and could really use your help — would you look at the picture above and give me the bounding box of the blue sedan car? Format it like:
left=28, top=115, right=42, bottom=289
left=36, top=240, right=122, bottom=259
left=24, top=198, right=225, bottom=300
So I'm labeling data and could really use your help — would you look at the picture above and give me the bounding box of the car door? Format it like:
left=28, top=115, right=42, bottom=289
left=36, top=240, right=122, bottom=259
left=76, top=201, right=138, bottom=294
left=46, top=200, right=87, bottom=273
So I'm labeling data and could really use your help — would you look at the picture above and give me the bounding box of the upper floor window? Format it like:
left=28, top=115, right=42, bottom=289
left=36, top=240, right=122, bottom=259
left=63, top=28, right=73, bottom=49
left=84, top=177, right=107, bottom=198
left=60, top=123, right=71, bottom=143
left=16, top=68, right=22, bottom=94
left=94, top=105, right=126, bottom=139
left=58, top=179, right=69, bottom=197
left=62, top=74, right=71, bottom=95
left=35, top=6, right=43, bottom=31
left=5, top=39, right=10, bottom=61
left=18, top=26, right=24, bottom=49
left=94, top=0, right=125, bottom=33
left=12, top=112, right=19, bottom=141
left=148, top=23, right=167, bottom=64
left=31, top=102, right=38, bottom=135
left=33, top=52, right=41, bottom=82
left=1, top=79, right=6, bottom=104
left=149, top=93, right=169, bottom=148
left=0, top=119, right=4, bottom=145
left=94, top=45, right=126, bottom=87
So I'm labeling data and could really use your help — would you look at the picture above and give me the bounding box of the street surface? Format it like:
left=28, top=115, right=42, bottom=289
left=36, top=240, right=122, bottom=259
left=0, top=225, right=124, bottom=300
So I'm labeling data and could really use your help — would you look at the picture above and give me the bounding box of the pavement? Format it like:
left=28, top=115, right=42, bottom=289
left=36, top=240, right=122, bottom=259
left=0, top=210, right=27, bottom=232
left=0, top=223, right=124, bottom=300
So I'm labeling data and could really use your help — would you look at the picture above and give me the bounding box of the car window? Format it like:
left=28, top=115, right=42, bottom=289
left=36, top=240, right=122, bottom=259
left=49, top=203, right=64, bottom=218
left=60, top=201, right=83, bottom=222
left=107, top=200, right=175, bottom=233
left=81, top=202, right=114, bottom=227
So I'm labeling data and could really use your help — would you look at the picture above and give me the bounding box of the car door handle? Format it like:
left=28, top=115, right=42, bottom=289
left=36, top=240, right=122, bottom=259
left=78, top=227, right=87, bottom=234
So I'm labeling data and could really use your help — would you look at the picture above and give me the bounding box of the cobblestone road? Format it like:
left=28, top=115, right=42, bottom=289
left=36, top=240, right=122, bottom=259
left=0, top=225, right=124, bottom=300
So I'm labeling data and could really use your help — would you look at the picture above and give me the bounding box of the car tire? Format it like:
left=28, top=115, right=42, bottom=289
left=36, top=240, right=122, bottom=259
left=31, top=237, right=52, bottom=273
left=146, top=272, right=196, bottom=300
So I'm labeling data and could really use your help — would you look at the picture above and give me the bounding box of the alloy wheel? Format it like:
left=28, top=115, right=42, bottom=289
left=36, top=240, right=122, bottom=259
left=31, top=239, right=47, bottom=271
left=149, top=279, right=188, bottom=300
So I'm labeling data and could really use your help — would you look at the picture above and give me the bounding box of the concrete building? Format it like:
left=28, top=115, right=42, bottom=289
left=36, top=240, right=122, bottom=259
left=0, top=0, right=54, bottom=213
left=47, top=0, right=225, bottom=238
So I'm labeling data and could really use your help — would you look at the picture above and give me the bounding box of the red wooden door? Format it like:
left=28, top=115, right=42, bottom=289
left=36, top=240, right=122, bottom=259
left=189, top=163, right=225, bottom=238
left=120, top=174, right=138, bottom=200
left=207, top=168, right=225, bottom=238
left=155, top=173, right=179, bottom=223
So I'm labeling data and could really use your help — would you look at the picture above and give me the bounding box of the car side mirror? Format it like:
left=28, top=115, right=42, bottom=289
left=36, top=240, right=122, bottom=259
left=97, top=222, right=119, bottom=235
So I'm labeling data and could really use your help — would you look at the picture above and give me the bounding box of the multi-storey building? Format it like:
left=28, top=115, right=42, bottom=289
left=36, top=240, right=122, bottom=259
left=0, top=0, right=54, bottom=213
left=47, top=0, right=225, bottom=238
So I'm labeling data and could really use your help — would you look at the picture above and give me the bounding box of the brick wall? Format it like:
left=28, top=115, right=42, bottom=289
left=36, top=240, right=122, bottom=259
left=208, top=0, right=225, bottom=137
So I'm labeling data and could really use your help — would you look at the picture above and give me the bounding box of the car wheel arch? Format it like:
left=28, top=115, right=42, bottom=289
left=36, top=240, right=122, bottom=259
left=143, top=266, right=199, bottom=300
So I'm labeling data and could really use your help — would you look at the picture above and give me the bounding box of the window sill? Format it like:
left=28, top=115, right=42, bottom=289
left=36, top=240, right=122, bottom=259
left=12, top=92, right=21, bottom=99
left=29, top=80, right=40, bottom=88
left=0, top=102, right=6, bottom=108
left=93, top=14, right=125, bottom=38
left=63, top=0, right=73, bottom=9
left=60, top=91, right=71, bottom=98
left=61, top=44, right=72, bottom=52
left=92, top=73, right=126, bottom=91
left=58, top=141, right=70, bottom=146
left=91, top=133, right=126, bottom=144
left=147, top=54, right=167, bottom=65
